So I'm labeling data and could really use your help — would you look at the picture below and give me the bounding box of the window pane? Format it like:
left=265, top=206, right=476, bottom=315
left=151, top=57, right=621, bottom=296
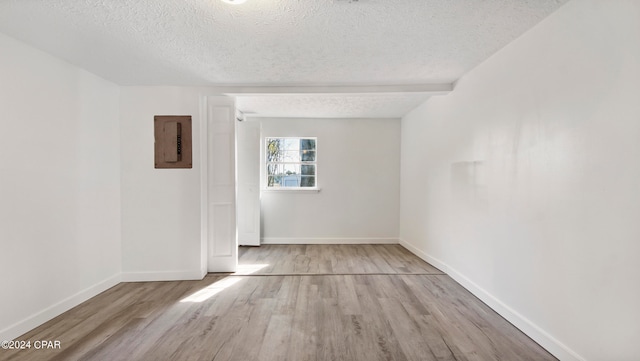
left=301, top=150, right=315, bottom=161
left=283, top=138, right=299, bottom=150
left=282, top=175, right=301, bottom=187
left=300, top=176, right=315, bottom=187
left=283, top=164, right=300, bottom=175
left=266, top=163, right=283, bottom=177
left=267, top=175, right=281, bottom=187
left=282, top=150, right=301, bottom=162
left=301, top=165, right=315, bottom=176
left=300, top=139, right=315, bottom=151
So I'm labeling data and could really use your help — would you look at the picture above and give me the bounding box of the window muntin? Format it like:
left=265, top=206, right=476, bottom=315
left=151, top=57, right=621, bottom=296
left=266, top=137, right=317, bottom=188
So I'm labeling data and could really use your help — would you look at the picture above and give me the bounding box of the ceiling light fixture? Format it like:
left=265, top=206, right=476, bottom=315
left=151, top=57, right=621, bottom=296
left=221, top=0, right=247, bottom=4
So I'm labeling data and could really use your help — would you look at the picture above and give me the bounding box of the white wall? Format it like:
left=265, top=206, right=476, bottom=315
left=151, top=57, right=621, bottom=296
left=260, top=117, right=400, bottom=243
left=0, top=33, right=121, bottom=340
left=120, top=87, right=213, bottom=281
left=399, top=1, right=640, bottom=360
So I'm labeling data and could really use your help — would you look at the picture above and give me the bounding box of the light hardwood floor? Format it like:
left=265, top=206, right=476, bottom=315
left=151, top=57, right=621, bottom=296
left=1, top=245, right=557, bottom=361
left=237, top=244, right=443, bottom=275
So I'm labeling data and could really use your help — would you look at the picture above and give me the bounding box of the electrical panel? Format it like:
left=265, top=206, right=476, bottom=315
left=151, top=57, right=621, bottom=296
left=154, top=115, right=192, bottom=169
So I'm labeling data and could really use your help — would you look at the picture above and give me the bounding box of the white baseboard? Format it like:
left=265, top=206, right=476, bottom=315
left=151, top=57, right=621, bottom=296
left=399, top=239, right=586, bottom=361
left=261, top=237, right=399, bottom=245
left=398, top=239, right=450, bottom=274
left=121, top=269, right=206, bottom=282
left=0, top=273, right=121, bottom=342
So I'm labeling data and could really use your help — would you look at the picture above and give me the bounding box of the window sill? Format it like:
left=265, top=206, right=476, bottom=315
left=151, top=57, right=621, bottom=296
left=262, top=187, right=321, bottom=193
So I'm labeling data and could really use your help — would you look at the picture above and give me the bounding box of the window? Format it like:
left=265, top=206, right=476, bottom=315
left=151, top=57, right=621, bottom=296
left=265, top=137, right=316, bottom=188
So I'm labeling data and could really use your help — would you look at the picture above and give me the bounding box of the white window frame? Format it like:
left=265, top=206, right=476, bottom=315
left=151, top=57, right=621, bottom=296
left=263, top=137, right=319, bottom=192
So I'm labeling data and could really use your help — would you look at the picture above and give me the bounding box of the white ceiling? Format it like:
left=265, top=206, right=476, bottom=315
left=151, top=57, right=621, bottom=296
left=0, top=0, right=568, bottom=118
left=236, top=93, right=437, bottom=119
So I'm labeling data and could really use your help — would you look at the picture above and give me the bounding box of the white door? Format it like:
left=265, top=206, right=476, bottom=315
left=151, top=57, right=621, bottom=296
left=237, top=120, right=261, bottom=246
left=206, top=97, right=237, bottom=272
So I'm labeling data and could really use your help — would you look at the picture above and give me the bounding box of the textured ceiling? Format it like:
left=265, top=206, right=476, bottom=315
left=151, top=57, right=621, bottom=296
left=0, top=0, right=569, bottom=117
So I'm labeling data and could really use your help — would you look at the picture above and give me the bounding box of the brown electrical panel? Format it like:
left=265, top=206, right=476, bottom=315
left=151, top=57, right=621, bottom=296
left=154, top=115, right=192, bottom=169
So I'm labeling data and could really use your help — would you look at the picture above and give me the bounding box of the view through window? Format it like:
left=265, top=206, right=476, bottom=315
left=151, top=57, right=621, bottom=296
left=265, top=137, right=316, bottom=188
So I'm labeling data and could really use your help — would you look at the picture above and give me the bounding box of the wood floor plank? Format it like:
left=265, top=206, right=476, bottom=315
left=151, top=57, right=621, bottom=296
left=286, top=277, right=318, bottom=361
left=378, top=297, right=440, bottom=361
left=258, top=314, right=293, bottom=361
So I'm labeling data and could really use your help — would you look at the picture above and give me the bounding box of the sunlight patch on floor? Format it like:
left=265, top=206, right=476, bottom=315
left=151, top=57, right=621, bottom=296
left=233, top=263, right=269, bottom=275
left=180, top=277, right=243, bottom=303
